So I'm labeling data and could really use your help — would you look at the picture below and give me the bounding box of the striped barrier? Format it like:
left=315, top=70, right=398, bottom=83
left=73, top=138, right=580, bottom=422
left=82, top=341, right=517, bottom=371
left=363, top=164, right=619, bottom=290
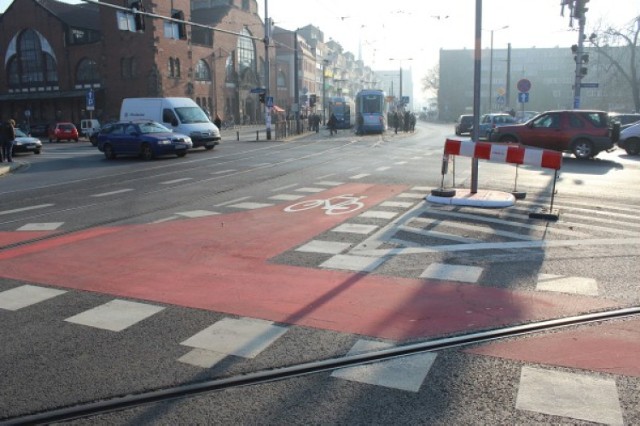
left=433, top=139, right=562, bottom=220
left=443, top=139, right=563, bottom=170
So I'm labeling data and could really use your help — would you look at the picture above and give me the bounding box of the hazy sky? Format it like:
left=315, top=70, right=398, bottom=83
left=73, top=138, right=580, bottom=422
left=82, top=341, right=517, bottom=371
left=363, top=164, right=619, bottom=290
left=2, top=0, right=639, bottom=102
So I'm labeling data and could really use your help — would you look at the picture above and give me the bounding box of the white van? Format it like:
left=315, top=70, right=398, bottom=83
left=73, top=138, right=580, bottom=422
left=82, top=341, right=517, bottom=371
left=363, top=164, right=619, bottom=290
left=120, top=97, right=221, bottom=150
left=80, top=119, right=100, bottom=138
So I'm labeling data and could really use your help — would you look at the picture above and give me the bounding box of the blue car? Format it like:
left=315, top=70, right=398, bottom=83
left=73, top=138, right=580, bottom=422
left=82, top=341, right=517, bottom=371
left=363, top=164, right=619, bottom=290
left=97, top=120, right=193, bottom=160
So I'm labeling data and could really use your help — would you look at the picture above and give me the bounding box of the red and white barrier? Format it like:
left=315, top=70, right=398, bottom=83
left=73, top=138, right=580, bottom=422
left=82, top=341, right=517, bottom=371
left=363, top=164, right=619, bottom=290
left=444, top=138, right=562, bottom=170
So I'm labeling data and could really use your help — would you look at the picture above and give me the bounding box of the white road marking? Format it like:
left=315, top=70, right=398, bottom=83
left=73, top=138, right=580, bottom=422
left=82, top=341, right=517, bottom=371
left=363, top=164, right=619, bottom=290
left=91, top=189, right=134, bottom=197
left=0, top=204, right=54, bottom=216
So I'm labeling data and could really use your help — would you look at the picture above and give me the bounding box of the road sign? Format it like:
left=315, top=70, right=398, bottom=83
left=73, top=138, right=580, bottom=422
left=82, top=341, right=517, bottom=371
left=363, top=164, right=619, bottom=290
left=401, top=96, right=410, bottom=105
left=250, top=87, right=266, bottom=94
left=86, top=90, right=95, bottom=111
left=496, top=95, right=505, bottom=105
left=266, top=96, right=274, bottom=108
left=580, top=82, right=599, bottom=88
left=517, top=79, right=531, bottom=93
left=518, top=92, right=529, bottom=103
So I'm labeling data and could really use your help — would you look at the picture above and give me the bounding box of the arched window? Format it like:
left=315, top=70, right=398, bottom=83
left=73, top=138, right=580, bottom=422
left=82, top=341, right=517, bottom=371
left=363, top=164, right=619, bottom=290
left=76, top=58, right=100, bottom=84
left=236, top=28, right=255, bottom=77
left=5, top=29, right=58, bottom=88
left=277, top=70, right=286, bottom=88
left=195, top=59, right=211, bottom=81
left=225, top=53, right=235, bottom=83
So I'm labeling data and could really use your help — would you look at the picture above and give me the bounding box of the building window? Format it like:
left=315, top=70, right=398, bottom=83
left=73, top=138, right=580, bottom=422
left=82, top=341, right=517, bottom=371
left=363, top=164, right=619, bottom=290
left=121, top=57, right=136, bottom=79
left=237, top=28, right=255, bottom=77
left=192, top=26, right=213, bottom=46
left=164, top=10, right=186, bottom=39
left=76, top=58, right=100, bottom=85
left=116, top=11, right=136, bottom=32
left=169, top=57, right=181, bottom=78
left=242, top=0, right=250, bottom=10
left=277, top=70, right=286, bottom=88
left=5, top=29, right=58, bottom=89
left=195, top=60, right=211, bottom=81
left=225, top=53, right=235, bottom=83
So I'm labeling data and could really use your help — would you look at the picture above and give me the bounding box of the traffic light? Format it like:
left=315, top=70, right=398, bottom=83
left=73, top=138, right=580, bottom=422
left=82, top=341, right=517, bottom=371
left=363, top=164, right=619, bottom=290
left=259, top=93, right=265, bottom=103
left=574, top=0, right=589, bottom=19
left=580, top=66, right=588, bottom=76
left=131, top=1, right=145, bottom=32
left=309, top=94, right=316, bottom=107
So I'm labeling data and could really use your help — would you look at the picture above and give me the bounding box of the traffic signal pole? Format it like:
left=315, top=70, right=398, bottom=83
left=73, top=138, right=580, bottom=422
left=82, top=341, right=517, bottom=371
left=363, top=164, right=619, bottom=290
left=572, top=0, right=588, bottom=109
left=264, top=0, right=272, bottom=139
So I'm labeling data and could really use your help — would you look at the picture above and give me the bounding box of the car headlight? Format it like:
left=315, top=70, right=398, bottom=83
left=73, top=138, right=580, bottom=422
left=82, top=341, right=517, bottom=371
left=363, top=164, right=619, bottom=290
left=157, top=139, right=172, bottom=145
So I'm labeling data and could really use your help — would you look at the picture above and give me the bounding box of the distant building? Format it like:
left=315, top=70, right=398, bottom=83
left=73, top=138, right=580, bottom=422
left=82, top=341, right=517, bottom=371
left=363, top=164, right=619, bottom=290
left=438, top=45, right=635, bottom=122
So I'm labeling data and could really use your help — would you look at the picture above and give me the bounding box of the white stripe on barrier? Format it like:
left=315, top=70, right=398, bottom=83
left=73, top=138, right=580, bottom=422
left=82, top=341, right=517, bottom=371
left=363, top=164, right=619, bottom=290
left=523, top=148, right=543, bottom=168
left=460, top=141, right=476, bottom=157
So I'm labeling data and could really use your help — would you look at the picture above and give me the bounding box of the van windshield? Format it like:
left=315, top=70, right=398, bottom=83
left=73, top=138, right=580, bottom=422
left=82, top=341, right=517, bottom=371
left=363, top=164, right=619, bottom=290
left=175, top=107, right=210, bottom=124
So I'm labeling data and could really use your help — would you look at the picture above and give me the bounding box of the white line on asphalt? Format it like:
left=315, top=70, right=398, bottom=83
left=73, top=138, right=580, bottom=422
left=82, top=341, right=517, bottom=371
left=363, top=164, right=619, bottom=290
left=160, top=178, right=193, bottom=185
left=0, top=204, right=54, bottom=216
left=215, top=196, right=251, bottom=207
left=90, top=189, right=134, bottom=197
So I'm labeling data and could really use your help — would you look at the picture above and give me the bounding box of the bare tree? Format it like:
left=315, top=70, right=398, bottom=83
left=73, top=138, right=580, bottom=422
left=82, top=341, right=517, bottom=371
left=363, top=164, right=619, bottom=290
left=588, top=16, right=640, bottom=111
left=421, top=64, right=439, bottom=97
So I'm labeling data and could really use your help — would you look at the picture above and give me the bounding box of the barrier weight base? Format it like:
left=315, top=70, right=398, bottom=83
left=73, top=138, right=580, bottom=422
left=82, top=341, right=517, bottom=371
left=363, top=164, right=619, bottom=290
left=529, top=207, right=560, bottom=221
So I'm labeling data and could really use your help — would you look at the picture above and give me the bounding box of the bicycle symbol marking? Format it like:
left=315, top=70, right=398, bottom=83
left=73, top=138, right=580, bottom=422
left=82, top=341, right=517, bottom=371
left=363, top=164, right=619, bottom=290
left=284, top=194, right=367, bottom=215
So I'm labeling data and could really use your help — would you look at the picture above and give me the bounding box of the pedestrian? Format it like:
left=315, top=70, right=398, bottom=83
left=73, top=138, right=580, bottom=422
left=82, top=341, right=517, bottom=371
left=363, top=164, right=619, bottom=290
left=213, top=113, right=222, bottom=130
left=313, top=114, right=320, bottom=133
left=327, top=113, right=337, bottom=136
left=356, top=112, right=364, bottom=135
left=0, top=119, right=16, bottom=163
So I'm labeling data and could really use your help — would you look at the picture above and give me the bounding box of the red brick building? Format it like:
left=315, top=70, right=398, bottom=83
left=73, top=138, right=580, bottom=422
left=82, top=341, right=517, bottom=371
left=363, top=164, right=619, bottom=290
left=0, top=0, right=267, bottom=130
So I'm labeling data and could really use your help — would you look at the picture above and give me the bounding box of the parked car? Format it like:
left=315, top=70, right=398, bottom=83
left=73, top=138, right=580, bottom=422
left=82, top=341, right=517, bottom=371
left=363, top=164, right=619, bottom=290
left=608, top=112, right=640, bottom=130
left=13, top=128, right=42, bottom=155
left=490, top=110, right=615, bottom=159
left=28, top=123, right=49, bottom=137
left=617, top=121, right=640, bottom=155
left=97, top=120, right=193, bottom=160
left=48, top=122, right=79, bottom=143
left=454, top=114, right=473, bottom=136
left=474, top=113, right=516, bottom=139
left=515, top=110, right=540, bottom=123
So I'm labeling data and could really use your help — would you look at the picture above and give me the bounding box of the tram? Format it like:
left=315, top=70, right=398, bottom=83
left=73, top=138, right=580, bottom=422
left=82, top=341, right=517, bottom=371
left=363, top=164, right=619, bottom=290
left=354, top=89, right=388, bottom=134
left=328, top=96, right=355, bottom=129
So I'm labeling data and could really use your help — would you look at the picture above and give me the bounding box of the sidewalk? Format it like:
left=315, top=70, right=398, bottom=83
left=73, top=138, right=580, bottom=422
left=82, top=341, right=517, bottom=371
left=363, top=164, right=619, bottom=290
left=0, top=161, right=23, bottom=176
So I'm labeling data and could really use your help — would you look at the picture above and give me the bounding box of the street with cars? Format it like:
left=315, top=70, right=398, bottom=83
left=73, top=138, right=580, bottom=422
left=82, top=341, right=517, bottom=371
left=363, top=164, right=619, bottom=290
left=1, top=120, right=639, bottom=424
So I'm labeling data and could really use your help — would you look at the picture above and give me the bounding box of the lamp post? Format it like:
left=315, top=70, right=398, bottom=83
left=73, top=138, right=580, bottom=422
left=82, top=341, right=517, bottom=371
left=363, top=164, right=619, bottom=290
left=487, top=25, right=509, bottom=113
left=293, top=29, right=300, bottom=134
left=322, top=59, right=330, bottom=124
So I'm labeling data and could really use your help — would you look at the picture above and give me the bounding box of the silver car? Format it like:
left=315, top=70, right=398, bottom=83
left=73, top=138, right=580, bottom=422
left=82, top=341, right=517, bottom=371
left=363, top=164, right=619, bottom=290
left=13, top=128, right=43, bottom=155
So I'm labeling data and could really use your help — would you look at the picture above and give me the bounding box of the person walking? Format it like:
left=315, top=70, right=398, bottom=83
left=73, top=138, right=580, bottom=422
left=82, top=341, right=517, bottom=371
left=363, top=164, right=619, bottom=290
left=1, top=119, right=16, bottom=163
left=327, top=113, right=337, bottom=136
left=213, top=113, right=222, bottom=130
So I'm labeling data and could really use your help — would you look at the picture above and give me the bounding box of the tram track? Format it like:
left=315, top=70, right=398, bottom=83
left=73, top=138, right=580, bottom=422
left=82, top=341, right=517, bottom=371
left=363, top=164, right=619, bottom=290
left=2, top=306, right=639, bottom=425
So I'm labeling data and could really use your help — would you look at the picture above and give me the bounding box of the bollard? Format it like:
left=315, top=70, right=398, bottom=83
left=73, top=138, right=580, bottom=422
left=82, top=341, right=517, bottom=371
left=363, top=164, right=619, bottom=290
left=236, top=131, right=239, bottom=141
left=256, top=130, right=259, bottom=141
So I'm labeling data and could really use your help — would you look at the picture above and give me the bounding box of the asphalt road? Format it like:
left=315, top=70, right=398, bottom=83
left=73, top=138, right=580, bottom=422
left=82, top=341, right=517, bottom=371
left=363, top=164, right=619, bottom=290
left=0, top=121, right=639, bottom=425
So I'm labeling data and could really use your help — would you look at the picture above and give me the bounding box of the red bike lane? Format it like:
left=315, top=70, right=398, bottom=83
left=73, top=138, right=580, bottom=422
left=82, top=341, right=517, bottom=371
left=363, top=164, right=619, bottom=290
left=2, top=182, right=636, bottom=376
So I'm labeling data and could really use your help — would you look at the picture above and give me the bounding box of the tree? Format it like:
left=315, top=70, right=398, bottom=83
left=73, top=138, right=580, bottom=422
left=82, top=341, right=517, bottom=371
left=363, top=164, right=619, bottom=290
left=588, top=17, right=640, bottom=112
left=421, top=64, right=439, bottom=97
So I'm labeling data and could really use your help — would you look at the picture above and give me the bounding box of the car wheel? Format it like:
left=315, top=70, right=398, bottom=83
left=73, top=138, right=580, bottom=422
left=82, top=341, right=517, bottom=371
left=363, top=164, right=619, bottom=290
left=90, top=136, right=98, bottom=146
left=205, top=145, right=215, bottom=150
left=500, top=135, right=518, bottom=143
left=177, top=151, right=187, bottom=158
left=624, top=138, right=640, bottom=155
left=34, top=149, right=41, bottom=155
left=103, top=144, right=116, bottom=160
left=572, top=138, right=593, bottom=159
left=140, top=143, right=154, bottom=161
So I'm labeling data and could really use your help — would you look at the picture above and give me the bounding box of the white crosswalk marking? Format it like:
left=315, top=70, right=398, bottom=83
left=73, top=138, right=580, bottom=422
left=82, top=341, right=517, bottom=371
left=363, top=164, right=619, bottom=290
left=0, top=285, right=66, bottom=311
left=65, top=300, right=165, bottom=331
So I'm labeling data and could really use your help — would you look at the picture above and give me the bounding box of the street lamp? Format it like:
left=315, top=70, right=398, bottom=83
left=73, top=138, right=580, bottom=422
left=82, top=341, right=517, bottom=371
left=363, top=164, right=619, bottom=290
left=322, top=58, right=330, bottom=124
left=487, top=25, right=509, bottom=113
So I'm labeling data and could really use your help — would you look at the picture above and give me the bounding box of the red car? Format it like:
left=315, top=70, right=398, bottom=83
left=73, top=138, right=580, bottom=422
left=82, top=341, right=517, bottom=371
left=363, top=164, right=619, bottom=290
left=489, top=110, right=615, bottom=159
left=48, top=122, right=79, bottom=143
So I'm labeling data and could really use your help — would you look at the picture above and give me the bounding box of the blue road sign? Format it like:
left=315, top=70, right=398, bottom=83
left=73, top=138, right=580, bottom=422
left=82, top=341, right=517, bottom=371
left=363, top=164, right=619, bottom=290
left=250, top=87, right=266, bottom=94
left=580, top=82, right=599, bottom=88
left=86, top=90, right=95, bottom=110
left=518, top=92, right=529, bottom=103
left=266, top=96, right=274, bottom=108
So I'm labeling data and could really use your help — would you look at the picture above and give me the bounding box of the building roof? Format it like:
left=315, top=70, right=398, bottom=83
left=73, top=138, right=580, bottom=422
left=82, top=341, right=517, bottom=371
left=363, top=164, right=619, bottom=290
left=36, top=0, right=101, bottom=31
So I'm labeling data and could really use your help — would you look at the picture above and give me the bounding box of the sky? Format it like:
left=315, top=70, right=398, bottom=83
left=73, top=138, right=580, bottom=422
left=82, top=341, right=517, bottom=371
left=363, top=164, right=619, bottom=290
left=2, top=0, right=639, bottom=104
